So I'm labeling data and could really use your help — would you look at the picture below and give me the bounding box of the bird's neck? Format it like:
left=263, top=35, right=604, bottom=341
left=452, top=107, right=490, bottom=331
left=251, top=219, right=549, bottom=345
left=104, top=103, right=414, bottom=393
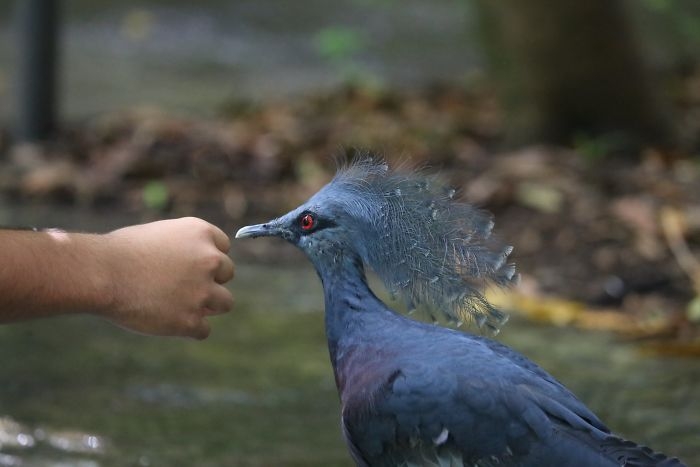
left=312, top=250, right=383, bottom=363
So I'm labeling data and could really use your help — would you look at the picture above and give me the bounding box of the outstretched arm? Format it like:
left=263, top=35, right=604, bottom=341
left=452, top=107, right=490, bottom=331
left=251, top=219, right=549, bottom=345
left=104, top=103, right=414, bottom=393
left=0, top=217, right=234, bottom=339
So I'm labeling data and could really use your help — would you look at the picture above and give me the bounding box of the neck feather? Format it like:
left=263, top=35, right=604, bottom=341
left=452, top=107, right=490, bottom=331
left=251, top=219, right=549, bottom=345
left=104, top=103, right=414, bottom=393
left=310, top=249, right=382, bottom=361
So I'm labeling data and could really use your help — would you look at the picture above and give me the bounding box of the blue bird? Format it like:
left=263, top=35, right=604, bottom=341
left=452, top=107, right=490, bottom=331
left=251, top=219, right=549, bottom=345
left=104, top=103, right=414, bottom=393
left=236, top=156, right=685, bottom=467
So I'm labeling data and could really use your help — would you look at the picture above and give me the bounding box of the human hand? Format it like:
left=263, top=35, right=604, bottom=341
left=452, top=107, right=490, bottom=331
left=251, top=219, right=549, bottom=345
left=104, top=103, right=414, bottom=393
left=100, top=217, right=234, bottom=339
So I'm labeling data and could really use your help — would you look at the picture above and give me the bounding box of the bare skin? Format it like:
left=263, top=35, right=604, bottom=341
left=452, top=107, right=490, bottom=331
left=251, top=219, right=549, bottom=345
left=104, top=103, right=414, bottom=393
left=0, top=217, right=234, bottom=339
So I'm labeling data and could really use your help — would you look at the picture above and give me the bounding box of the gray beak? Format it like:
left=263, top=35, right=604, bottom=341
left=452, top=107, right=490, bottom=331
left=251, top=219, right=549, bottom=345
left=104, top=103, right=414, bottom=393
left=235, top=222, right=283, bottom=239
left=235, top=223, right=272, bottom=239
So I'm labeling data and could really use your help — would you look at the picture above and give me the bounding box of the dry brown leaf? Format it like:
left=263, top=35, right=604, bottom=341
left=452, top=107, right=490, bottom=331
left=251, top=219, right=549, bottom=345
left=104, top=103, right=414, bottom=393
left=487, top=290, right=585, bottom=327
left=21, top=161, right=79, bottom=196
left=640, top=340, right=700, bottom=357
left=487, top=289, right=675, bottom=335
left=661, top=206, right=700, bottom=293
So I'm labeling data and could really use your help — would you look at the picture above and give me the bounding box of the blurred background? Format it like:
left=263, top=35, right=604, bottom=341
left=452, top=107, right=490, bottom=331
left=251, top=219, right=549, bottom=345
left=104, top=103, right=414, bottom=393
left=1, top=0, right=700, bottom=465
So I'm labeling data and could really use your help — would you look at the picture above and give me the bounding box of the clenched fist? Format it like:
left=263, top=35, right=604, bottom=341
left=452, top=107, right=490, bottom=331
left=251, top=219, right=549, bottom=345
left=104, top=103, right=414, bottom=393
left=102, top=217, right=235, bottom=339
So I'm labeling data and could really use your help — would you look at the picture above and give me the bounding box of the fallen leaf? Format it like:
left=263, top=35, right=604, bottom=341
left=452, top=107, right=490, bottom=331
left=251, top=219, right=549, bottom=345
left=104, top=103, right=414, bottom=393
left=515, top=182, right=563, bottom=214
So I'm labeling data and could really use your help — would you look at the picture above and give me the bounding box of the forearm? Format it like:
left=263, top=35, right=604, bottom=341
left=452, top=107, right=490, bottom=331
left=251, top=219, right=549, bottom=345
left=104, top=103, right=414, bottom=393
left=0, top=229, right=113, bottom=322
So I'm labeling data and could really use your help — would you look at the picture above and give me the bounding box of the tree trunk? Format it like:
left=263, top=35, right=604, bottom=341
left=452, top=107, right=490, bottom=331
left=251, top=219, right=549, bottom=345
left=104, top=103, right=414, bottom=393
left=475, top=0, right=671, bottom=149
left=16, top=0, right=60, bottom=142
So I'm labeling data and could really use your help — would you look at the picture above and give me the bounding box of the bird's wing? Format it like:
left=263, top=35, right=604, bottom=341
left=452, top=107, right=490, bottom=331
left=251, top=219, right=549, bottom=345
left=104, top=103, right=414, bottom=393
left=341, top=355, right=537, bottom=466
left=341, top=339, right=684, bottom=467
left=341, top=414, right=371, bottom=467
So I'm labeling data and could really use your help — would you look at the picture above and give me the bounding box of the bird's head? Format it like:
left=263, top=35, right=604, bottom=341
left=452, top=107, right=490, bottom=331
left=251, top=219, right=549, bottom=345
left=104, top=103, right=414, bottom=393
left=236, top=155, right=518, bottom=332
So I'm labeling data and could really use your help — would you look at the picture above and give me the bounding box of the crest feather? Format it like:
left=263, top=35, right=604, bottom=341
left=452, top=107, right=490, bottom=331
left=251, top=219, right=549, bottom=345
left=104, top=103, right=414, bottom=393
left=331, top=155, right=518, bottom=332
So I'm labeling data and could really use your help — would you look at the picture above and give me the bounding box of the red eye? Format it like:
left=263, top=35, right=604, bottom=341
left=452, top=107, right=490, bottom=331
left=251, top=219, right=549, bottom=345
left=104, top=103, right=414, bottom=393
left=300, top=214, right=315, bottom=231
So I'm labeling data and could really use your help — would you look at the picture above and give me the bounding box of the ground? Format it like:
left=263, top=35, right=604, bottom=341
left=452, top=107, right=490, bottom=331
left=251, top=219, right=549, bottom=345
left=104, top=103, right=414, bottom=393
left=1, top=80, right=699, bottom=352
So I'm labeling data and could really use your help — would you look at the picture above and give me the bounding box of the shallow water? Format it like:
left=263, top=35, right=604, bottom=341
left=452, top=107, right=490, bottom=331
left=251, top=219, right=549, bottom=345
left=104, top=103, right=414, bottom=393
left=0, top=208, right=699, bottom=465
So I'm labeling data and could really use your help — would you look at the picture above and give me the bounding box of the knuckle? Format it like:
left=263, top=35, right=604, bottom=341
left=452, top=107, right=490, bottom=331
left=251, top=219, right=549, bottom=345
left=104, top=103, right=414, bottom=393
left=200, top=252, right=222, bottom=272
left=185, top=216, right=210, bottom=232
left=184, top=313, right=201, bottom=330
left=220, top=262, right=235, bottom=283
left=180, top=216, right=200, bottom=226
left=219, top=233, right=231, bottom=251
left=214, top=296, right=233, bottom=314
left=195, top=291, right=211, bottom=309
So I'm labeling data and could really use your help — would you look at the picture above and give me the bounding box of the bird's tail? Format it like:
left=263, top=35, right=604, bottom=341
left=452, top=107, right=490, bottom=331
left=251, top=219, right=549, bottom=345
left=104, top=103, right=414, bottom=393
left=531, top=427, right=687, bottom=467
left=597, top=435, right=686, bottom=467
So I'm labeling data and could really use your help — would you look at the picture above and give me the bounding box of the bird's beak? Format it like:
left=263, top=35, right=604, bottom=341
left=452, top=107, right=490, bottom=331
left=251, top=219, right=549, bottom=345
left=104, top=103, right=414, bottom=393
left=235, top=222, right=283, bottom=239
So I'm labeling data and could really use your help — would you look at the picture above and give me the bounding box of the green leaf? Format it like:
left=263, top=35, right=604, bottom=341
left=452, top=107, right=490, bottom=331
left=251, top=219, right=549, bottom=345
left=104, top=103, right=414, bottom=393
left=314, top=27, right=366, bottom=62
left=142, top=181, right=169, bottom=210
left=687, top=296, right=700, bottom=323
left=642, top=0, right=671, bottom=12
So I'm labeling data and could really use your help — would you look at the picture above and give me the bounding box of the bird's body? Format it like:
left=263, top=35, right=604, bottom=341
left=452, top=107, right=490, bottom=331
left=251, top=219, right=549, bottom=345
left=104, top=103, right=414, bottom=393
left=321, top=252, right=678, bottom=467
left=237, top=156, right=684, bottom=466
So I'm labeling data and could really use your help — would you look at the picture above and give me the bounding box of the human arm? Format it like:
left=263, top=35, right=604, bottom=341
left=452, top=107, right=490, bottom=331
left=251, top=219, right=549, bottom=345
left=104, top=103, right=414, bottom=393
left=0, top=217, right=234, bottom=339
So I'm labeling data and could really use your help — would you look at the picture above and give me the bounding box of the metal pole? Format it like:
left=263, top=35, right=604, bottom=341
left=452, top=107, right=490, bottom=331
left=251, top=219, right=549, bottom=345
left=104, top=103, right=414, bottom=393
left=16, top=0, right=60, bottom=142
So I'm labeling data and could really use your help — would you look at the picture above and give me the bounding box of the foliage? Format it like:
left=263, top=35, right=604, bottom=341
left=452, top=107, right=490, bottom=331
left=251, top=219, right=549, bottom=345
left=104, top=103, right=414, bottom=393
left=313, top=26, right=366, bottom=63
left=572, top=133, right=630, bottom=165
left=641, top=0, right=700, bottom=42
left=142, top=180, right=169, bottom=210
left=634, top=0, right=700, bottom=67
left=313, top=26, right=379, bottom=88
